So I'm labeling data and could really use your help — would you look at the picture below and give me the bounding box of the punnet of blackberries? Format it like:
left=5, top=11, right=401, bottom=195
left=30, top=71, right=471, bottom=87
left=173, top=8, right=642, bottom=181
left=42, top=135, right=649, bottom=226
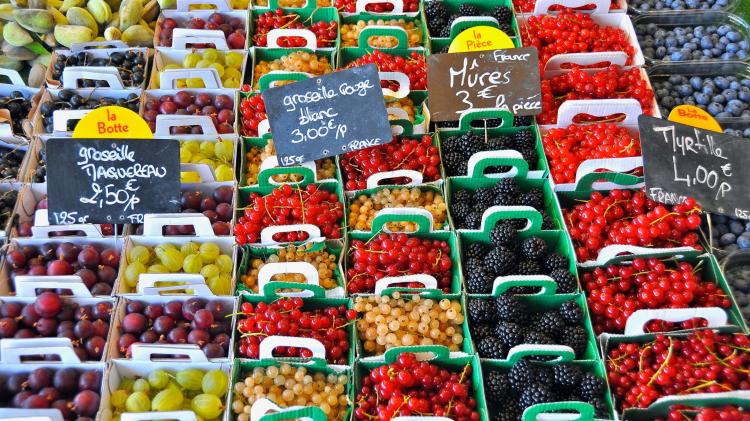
left=468, top=295, right=590, bottom=359
left=450, top=178, right=556, bottom=230
left=51, top=50, right=148, bottom=88
left=40, top=90, right=140, bottom=133
left=463, top=226, right=576, bottom=294
left=0, top=91, right=33, bottom=136
left=436, top=115, right=534, bottom=128
left=484, top=360, right=610, bottom=420
left=425, top=1, right=515, bottom=38
left=441, top=130, right=538, bottom=177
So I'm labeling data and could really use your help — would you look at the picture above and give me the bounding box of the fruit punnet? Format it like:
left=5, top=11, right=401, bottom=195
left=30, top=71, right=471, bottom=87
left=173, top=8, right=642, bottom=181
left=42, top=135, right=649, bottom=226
left=156, top=50, right=244, bottom=89
left=353, top=352, right=480, bottom=420
left=39, top=90, right=140, bottom=133
left=341, top=19, right=424, bottom=48
left=235, top=184, right=344, bottom=244
left=243, top=138, right=336, bottom=185
left=0, top=294, right=112, bottom=361
left=232, top=363, right=349, bottom=421
left=652, top=74, right=750, bottom=120
left=5, top=242, right=120, bottom=296
left=158, top=13, right=246, bottom=49
left=240, top=243, right=340, bottom=292
left=253, top=9, right=338, bottom=48
left=0, top=366, right=102, bottom=417
left=335, top=0, right=418, bottom=13
left=542, top=123, right=642, bottom=185
left=353, top=294, right=464, bottom=354
left=340, top=135, right=441, bottom=191
left=117, top=297, right=232, bottom=359
left=562, top=189, right=702, bottom=262
left=424, top=1, right=514, bottom=39
left=348, top=187, right=447, bottom=232
left=521, top=10, right=637, bottom=71
left=122, top=242, right=233, bottom=295
left=109, top=368, right=229, bottom=419
left=254, top=0, right=332, bottom=6
left=606, top=331, right=750, bottom=410
left=251, top=51, right=334, bottom=89
left=51, top=50, right=147, bottom=88
left=175, top=186, right=234, bottom=236
left=538, top=66, right=656, bottom=125
left=657, top=405, right=750, bottom=421
left=236, top=298, right=355, bottom=364
left=636, top=22, right=749, bottom=62
left=514, top=0, right=621, bottom=13
left=345, top=50, right=427, bottom=91
left=468, top=296, right=590, bottom=359
left=143, top=91, right=235, bottom=135
left=346, top=233, right=453, bottom=293
left=0, top=190, right=18, bottom=229
left=582, top=257, right=732, bottom=334
left=180, top=140, right=236, bottom=183
left=436, top=115, right=535, bottom=129
left=484, top=360, right=610, bottom=420
left=463, top=228, right=577, bottom=294
left=441, top=130, right=538, bottom=178
left=0, top=91, right=33, bottom=137
left=14, top=195, right=119, bottom=238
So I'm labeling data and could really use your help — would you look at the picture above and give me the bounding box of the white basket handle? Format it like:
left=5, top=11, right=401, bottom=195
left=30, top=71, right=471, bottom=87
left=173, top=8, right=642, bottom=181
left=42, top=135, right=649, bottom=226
left=0, top=68, right=26, bottom=86
left=250, top=399, right=313, bottom=421
left=375, top=207, right=434, bottom=233
left=387, top=107, right=410, bottom=120
left=258, top=261, right=320, bottom=297
left=160, top=68, right=221, bottom=89
left=136, top=273, right=214, bottom=295
left=366, top=170, right=423, bottom=189
left=450, top=16, right=499, bottom=31
left=258, top=119, right=271, bottom=136
left=52, top=109, right=90, bottom=132
left=122, top=412, right=199, bottom=421
left=32, top=209, right=106, bottom=238
left=130, top=343, right=209, bottom=362
left=544, top=52, right=628, bottom=72
left=175, top=0, right=232, bottom=11
left=392, top=418, right=453, bottom=421
left=379, top=72, right=410, bottom=98
left=14, top=276, right=93, bottom=297
left=533, top=0, right=610, bottom=14
left=582, top=245, right=697, bottom=267
left=142, top=213, right=216, bottom=237
left=259, top=224, right=322, bottom=245
left=467, top=150, right=527, bottom=178
left=0, top=338, right=81, bottom=364
left=181, top=163, right=217, bottom=183
left=573, top=157, right=643, bottom=187
left=374, top=274, right=438, bottom=294
left=61, top=67, right=125, bottom=90
left=0, top=409, right=65, bottom=421
left=155, top=115, right=218, bottom=136
left=70, top=40, right=128, bottom=50
left=171, top=28, right=229, bottom=50
left=479, top=206, right=541, bottom=232
left=624, top=307, right=729, bottom=336
left=556, top=98, right=642, bottom=126
left=259, top=156, right=317, bottom=186
left=267, top=29, right=317, bottom=50
left=506, top=344, right=576, bottom=362
left=356, top=0, right=403, bottom=12
left=258, top=335, right=326, bottom=360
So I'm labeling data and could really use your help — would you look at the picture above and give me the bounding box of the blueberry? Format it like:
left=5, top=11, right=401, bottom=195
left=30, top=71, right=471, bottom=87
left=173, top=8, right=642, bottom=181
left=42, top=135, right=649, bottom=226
left=666, top=37, right=678, bottom=48
left=731, top=221, right=744, bottom=235
left=716, top=111, right=733, bottom=117
left=745, top=128, right=750, bottom=137
left=711, top=47, right=723, bottom=56
left=712, top=94, right=726, bottom=104
left=737, top=50, right=748, bottom=59
left=726, top=244, right=739, bottom=253
left=702, top=84, right=716, bottom=95
left=690, top=76, right=704, bottom=89
left=656, top=46, right=667, bottom=58
left=727, top=43, right=740, bottom=54
left=721, top=232, right=737, bottom=246
left=721, top=52, right=735, bottom=60
left=694, top=92, right=711, bottom=104
left=739, top=236, right=750, bottom=249
left=723, top=89, right=738, bottom=100
left=670, top=51, right=685, bottom=61
left=700, top=35, right=714, bottom=49
left=736, top=294, right=749, bottom=306
left=715, top=76, right=730, bottom=89
left=727, top=31, right=743, bottom=42
left=718, top=25, right=731, bottom=36
left=738, top=87, right=750, bottom=102
left=708, top=102, right=724, bottom=115
left=718, top=224, right=729, bottom=235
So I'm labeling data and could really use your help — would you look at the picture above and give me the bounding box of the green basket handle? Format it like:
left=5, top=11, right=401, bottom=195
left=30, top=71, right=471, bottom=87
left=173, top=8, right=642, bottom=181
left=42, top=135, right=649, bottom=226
left=458, top=108, right=514, bottom=131
left=383, top=345, right=451, bottom=364
left=506, top=344, right=576, bottom=363
left=258, top=71, right=312, bottom=92
left=574, top=171, right=643, bottom=193
left=467, top=150, right=529, bottom=179
left=256, top=402, right=327, bottom=421
left=449, top=17, right=501, bottom=39
left=491, top=275, right=558, bottom=296
left=522, top=402, right=595, bottom=421
left=478, top=206, right=543, bottom=234
left=261, top=281, right=326, bottom=298
left=370, top=208, right=434, bottom=234
left=258, top=168, right=316, bottom=189
left=358, top=26, right=409, bottom=50
left=390, top=118, right=414, bottom=136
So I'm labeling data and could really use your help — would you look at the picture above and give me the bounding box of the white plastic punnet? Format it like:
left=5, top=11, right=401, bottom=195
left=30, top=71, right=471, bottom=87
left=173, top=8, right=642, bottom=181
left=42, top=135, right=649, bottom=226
left=258, top=335, right=327, bottom=360
left=0, top=338, right=81, bottom=364
left=172, top=28, right=230, bottom=50
left=0, top=68, right=27, bottom=86
left=582, top=244, right=698, bottom=268
left=250, top=398, right=315, bottom=421
left=533, top=0, right=611, bottom=15
left=555, top=98, right=642, bottom=127
left=61, top=67, right=126, bottom=90
left=14, top=276, right=94, bottom=297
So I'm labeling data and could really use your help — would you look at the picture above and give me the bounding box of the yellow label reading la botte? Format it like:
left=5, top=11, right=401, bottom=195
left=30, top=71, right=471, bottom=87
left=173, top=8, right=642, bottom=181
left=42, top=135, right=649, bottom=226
left=448, top=26, right=515, bottom=53
left=72, top=106, right=153, bottom=139
left=668, top=104, right=723, bottom=133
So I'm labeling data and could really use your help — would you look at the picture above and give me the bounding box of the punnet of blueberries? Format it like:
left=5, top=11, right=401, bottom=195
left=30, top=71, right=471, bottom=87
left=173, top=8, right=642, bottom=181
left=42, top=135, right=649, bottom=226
left=705, top=213, right=750, bottom=253
left=653, top=74, right=750, bottom=118
left=630, top=0, right=735, bottom=12
left=636, top=22, right=749, bottom=61
left=723, top=257, right=750, bottom=323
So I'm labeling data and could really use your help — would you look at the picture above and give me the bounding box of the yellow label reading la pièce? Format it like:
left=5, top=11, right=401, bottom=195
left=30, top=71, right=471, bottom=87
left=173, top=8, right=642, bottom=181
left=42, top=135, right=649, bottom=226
left=448, top=26, right=515, bottom=53
left=667, top=105, right=723, bottom=133
left=72, top=106, right=153, bottom=139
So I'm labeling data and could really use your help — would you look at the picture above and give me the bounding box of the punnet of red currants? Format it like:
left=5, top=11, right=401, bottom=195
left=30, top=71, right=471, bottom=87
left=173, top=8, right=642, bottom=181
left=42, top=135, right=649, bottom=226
left=345, top=50, right=427, bottom=91
left=236, top=298, right=355, bottom=364
left=0, top=293, right=112, bottom=362
left=334, top=0, right=418, bottom=13
left=239, top=93, right=266, bottom=138
left=116, top=297, right=232, bottom=359
left=5, top=242, right=121, bottom=296
left=0, top=366, right=102, bottom=417
left=252, top=9, right=338, bottom=48
left=143, top=91, right=235, bottom=135
left=158, top=13, right=246, bottom=49
left=657, top=405, right=750, bottom=421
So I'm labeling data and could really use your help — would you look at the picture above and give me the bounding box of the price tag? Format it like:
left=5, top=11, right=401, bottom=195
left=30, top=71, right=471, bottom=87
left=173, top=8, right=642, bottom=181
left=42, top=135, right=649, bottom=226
left=46, top=138, right=181, bottom=224
left=639, top=115, right=749, bottom=217
left=72, top=106, right=153, bottom=139
left=426, top=47, right=542, bottom=122
left=262, top=64, right=393, bottom=166
left=668, top=104, right=723, bottom=133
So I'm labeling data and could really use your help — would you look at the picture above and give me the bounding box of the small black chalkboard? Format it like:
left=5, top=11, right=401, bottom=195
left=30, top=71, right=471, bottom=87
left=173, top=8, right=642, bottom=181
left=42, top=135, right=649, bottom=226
left=46, top=138, right=181, bottom=224
left=640, top=115, right=750, bottom=218
left=262, top=64, right=393, bottom=166
left=426, top=47, right=542, bottom=122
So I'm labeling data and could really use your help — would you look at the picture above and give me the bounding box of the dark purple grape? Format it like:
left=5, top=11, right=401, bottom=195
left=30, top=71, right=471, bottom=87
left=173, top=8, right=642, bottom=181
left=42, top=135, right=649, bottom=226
left=193, top=309, right=214, bottom=329
left=57, top=303, right=76, bottom=321
left=126, top=300, right=145, bottom=314
left=20, top=245, right=38, bottom=259
left=76, top=268, right=98, bottom=288
left=73, top=390, right=99, bottom=417
left=92, top=319, right=108, bottom=337
left=182, top=191, right=203, bottom=209
left=8, top=374, right=28, bottom=394
left=144, top=304, right=163, bottom=319
left=0, top=316, right=18, bottom=337
left=122, top=313, right=147, bottom=334
left=23, top=394, right=50, bottom=408
left=57, top=320, right=74, bottom=333
left=213, top=185, right=233, bottom=203
left=164, top=300, right=182, bottom=318
left=99, top=249, right=120, bottom=268
left=182, top=298, right=205, bottom=321
left=6, top=250, right=27, bottom=269
left=153, top=315, right=175, bottom=335
left=77, top=246, right=100, bottom=269
left=74, top=305, right=92, bottom=321
left=91, top=301, right=111, bottom=320
left=205, top=300, right=228, bottom=318
left=77, top=370, right=101, bottom=392
left=90, top=282, right=112, bottom=295
left=213, top=332, right=231, bottom=350
left=202, top=342, right=224, bottom=358
left=13, top=390, right=32, bottom=407
left=167, top=326, right=188, bottom=344
left=39, top=386, right=60, bottom=402
left=1, top=302, right=23, bottom=318
left=74, top=320, right=94, bottom=339
left=53, top=368, right=79, bottom=394
left=52, top=399, right=74, bottom=418
left=73, top=347, right=88, bottom=362
left=208, top=322, right=226, bottom=336
left=140, top=329, right=158, bottom=343
left=58, top=329, right=76, bottom=342
left=21, top=305, right=40, bottom=327
left=187, top=329, right=210, bottom=346
left=96, top=265, right=117, bottom=285
left=28, top=367, right=53, bottom=391
left=35, top=318, right=57, bottom=336
left=38, top=243, right=56, bottom=260
left=56, top=242, right=80, bottom=263
left=118, top=333, right=137, bottom=355
left=85, top=336, right=106, bottom=359
left=14, top=328, right=36, bottom=339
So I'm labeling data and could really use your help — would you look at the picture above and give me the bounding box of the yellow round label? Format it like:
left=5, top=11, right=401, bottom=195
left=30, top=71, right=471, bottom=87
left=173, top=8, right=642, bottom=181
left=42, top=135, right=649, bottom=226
left=72, top=106, right=153, bottom=139
left=667, top=105, right=723, bottom=133
left=448, top=26, right=515, bottom=53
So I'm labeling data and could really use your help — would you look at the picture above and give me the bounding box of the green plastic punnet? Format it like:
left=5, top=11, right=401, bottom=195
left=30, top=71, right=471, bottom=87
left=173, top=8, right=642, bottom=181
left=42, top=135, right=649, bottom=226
left=250, top=5, right=340, bottom=51
left=387, top=91, right=429, bottom=135
left=249, top=48, right=337, bottom=91
left=622, top=392, right=750, bottom=421
left=421, top=0, right=520, bottom=43
left=340, top=13, right=428, bottom=50
left=337, top=48, right=428, bottom=93
left=346, top=183, right=449, bottom=233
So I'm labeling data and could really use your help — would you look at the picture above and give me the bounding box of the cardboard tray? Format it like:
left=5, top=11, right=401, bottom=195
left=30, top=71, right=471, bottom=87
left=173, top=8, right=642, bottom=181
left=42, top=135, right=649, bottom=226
left=149, top=48, right=250, bottom=90
left=250, top=47, right=337, bottom=91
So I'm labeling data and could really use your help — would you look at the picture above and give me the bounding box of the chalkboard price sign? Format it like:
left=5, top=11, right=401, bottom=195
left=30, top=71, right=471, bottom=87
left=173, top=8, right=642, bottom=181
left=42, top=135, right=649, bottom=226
left=639, top=115, right=750, bottom=217
left=46, top=138, right=180, bottom=224
left=426, top=47, right=542, bottom=122
left=262, top=64, right=393, bottom=166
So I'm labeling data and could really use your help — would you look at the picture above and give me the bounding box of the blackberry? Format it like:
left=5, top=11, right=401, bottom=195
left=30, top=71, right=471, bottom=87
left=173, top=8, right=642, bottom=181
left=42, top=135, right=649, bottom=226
left=590, top=397, right=611, bottom=418
left=465, top=257, right=483, bottom=273
left=544, top=253, right=569, bottom=272
left=443, top=150, right=467, bottom=176
left=458, top=4, right=481, bottom=15
left=579, top=373, right=605, bottom=401
left=451, top=201, right=472, bottom=223
left=521, top=237, right=547, bottom=260
left=559, top=301, right=583, bottom=326
left=494, top=322, right=525, bottom=347
left=484, top=246, right=516, bottom=275
left=553, top=364, right=583, bottom=387
left=485, top=370, right=511, bottom=401
left=486, top=136, right=512, bottom=150
left=471, top=323, right=494, bottom=340
left=464, top=243, right=488, bottom=261
left=489, top=223, right=516, bottom=247
left=524, top=330, right=554, bottom=346
left=495, top=295, right=530, bottom=323
left=519, top=385, right=556, bottom=408
left=439, top=24, right=452, bottom=38
left=535, top=365, right=554, bottom=386
left=520, top=147, right=538, bottom=166
left=467, top=298, right=496, bottom=323
left=476, top=336, right=506, bottom=359
left=508, top=360, right=535, bottom=392
left=513, top=129, right=536, bottom=149
left=466, top=268, right=493, bottom=294
left=517, top=259, right=542, bottom=275
left=561, top=325, right=588, bottom=356
left=492, top=411, right=520, bottom=421
left=453, top=189, right=472, bottom=205
left=493, top=193, right=515, bottom=207
left=492, top=5, right=513, bottom=24
left=535, top=311, right=565, bottom=337
left=493, top=178, right=520, bottom=196
left=550, top=269, right=577, bottom=293
left=427, top=17, right=446, bottom=34
left=513, top=116, right=533, bottom=127
left=473, top=187, right=496, bottom=207
left=464, top=212, right=482, bottom=229
left=425, top=1, right=449, bottom=21
left=541, top=212, right=556, bottom=230
left=499, top=23, right=513, bottom=35
left=518, top=188, right=544, bottom=209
